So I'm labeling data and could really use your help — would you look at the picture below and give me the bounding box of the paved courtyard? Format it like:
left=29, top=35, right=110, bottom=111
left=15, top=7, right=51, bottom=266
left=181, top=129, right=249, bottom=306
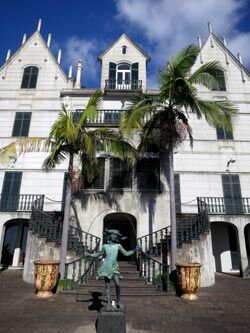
left=0, top=270, right=250, bottom=333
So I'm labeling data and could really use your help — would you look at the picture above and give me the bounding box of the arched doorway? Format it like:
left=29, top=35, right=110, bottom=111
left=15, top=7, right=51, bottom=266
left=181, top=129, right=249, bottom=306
left=103, top=213, right=137, bottom=261
left=244, top=224, right=250, bottom=268
left=1, top=219, right=29, bottom=268
left=211, top=222, right=239, bottom=274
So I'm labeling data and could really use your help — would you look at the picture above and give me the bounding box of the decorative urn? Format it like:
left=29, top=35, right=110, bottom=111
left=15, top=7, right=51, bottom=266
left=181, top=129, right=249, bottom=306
left=175, top=261, right=201, bottom=300
left=34, top=260, right=60, bottom=298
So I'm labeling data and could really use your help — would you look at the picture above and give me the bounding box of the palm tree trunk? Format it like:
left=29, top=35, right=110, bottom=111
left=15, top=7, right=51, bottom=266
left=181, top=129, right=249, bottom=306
left=59, top=156, right=73, bottom=278
left=166, top=147, right=177, bottom=272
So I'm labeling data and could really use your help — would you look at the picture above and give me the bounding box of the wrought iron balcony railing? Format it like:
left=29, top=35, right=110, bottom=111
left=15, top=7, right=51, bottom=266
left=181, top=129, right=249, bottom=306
left=0, top=194, right=44, bottom=212
left=105, top=79, right=142, bottom=91
left=197, top=197, right=250, bottom=215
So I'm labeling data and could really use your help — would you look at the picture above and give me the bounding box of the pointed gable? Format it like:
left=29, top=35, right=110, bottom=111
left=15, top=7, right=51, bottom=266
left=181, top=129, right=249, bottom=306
left=193, top=32, right=250, bottom=94
left=98, top=34, right=151, bottom=62
left=0, top=31, right=69, bottom=92
left=98, top=34, right=150, bottom=92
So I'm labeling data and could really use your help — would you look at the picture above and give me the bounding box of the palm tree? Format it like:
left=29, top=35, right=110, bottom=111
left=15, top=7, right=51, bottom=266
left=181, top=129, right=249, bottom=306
left=120, top=45, right=238, bottom=271
left=0, top=91, right=136, bottom=277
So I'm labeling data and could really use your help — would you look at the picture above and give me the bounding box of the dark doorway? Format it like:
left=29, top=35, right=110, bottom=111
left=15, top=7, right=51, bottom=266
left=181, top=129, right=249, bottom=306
left=103, top=213, right=137, bottom=261
left=1, top=219, right=29, bottom=267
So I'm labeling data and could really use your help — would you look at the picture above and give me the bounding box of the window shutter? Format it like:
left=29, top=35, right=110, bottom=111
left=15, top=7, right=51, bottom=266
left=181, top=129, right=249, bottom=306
left=222, top=174, right=242, bottom=213
left=174, top=174, right=181, bottom=213
left=109, top=62, right=116, bottom=80
left=131, top=63, right=139, bottom=89
left=1, top=172, right=22, bottom=210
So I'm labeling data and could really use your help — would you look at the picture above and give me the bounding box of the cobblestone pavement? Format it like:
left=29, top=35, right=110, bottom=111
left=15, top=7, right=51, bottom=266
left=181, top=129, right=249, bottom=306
left=0, top=270, right=250, bottom=333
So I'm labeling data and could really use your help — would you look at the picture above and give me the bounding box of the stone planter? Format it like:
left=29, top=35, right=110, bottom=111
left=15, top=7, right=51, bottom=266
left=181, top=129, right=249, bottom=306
left=34, top=260, right=60, bottom=298
left=176, top=261, right=201, bottom=300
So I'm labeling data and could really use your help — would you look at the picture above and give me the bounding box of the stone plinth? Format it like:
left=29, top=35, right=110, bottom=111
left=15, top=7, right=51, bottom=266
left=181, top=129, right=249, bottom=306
left=96, top=309, right=126, bottom=333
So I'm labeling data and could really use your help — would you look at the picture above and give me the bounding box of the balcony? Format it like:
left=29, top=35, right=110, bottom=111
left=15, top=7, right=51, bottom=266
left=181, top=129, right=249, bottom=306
left=197, top=197, right=250, bottom=215
left=0, top=194, right=44, bottom=212
left=105, top=79, right=142, bottom=92
left=74, top=109, right=123, bottom=126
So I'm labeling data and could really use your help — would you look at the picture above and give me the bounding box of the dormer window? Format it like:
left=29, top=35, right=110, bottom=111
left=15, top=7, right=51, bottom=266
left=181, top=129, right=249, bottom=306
left=21, top=66, right=39, bottom=89
left=121, top=45, right=127, bottom=55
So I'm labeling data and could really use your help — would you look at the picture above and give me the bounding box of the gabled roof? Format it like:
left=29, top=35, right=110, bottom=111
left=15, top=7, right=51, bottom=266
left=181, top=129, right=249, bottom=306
left=0, top=31, right=68, bottom=82
left=201, top=33, right=250, bottom=78
left=98, top=33, right=151, bottom=62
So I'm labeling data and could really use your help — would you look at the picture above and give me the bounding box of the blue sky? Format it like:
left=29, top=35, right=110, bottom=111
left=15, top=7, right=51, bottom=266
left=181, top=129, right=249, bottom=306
left=0, top=0, right=250, bottom=88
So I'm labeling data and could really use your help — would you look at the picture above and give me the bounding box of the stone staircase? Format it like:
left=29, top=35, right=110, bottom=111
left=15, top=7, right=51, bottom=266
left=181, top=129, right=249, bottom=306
left=62, top=261, right=169, bottom=303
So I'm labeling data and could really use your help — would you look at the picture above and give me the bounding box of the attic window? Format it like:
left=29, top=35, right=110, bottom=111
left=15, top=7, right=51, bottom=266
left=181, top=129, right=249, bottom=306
left=21, top=66, right=39, bottom=89
left=211, top=69, right=226, bottom=91
left=121, top=45, right=127, bottom=55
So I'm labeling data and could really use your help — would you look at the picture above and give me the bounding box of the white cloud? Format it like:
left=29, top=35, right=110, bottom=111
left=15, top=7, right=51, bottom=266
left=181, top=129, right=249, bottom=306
left=63, top=36, right=100, bottom=86
left=115, top=0, right=249, bottom=87
left=229, top=32, right=250, bottom=66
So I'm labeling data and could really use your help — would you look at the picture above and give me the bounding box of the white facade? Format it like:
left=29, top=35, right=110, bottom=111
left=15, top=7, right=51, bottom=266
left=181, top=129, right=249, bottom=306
left=0, top=25, right=249, bottom=281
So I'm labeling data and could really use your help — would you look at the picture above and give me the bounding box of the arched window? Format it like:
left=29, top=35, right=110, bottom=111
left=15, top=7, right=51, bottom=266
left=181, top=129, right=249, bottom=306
left=21, top=66, right=39, bottom=89
left=117, top=63, right=131, bottom=85
left=121, top=45, right=127, bottom=55
left=212, top=69, right=226, bottom=91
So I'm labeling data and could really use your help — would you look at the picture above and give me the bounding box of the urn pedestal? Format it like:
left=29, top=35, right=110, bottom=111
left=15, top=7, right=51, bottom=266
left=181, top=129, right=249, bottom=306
left=176, top=262, right=201, bottom=300
left=34, top=260, right=60, bottom=298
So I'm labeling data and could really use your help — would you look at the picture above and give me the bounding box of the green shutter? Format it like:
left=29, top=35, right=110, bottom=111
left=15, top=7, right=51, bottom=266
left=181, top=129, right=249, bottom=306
left=222, top=174, right=242, bottom=213
left=174, top=174, right=181, bottom=213
left=1, top=172, right=22, bottom=210
left=132, top=63, right=139, bottom=89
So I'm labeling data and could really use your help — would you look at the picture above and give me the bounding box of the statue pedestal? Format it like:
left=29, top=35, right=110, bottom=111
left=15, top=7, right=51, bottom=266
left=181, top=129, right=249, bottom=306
left=96, top=308, right=126, bottom=333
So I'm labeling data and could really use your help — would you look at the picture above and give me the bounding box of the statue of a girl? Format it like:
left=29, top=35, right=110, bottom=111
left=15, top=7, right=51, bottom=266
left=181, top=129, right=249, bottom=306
left=86, top=228, right=138, bottom=311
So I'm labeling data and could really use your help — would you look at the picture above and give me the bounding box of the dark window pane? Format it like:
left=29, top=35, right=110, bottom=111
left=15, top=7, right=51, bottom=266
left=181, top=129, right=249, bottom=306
left=216, top=127, right=233, bottom=140
left=211, top=69, right=226, bottom=91
left=21, top=66, right=39, bottom=89
left=85, top=158, right=105, bottom=189
left=12, top=112, right=31, bottom=137
left=121, top=46, right=127, bottom=54
left=117, top=64, right=130, bottom=70
left=110, top=158, right=132, bottom=188
left=137, top=158, right=160, bottom=189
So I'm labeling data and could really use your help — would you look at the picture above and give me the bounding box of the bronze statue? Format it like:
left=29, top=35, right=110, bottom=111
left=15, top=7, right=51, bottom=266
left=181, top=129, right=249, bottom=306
left=86, top=229, right=138, bottom=311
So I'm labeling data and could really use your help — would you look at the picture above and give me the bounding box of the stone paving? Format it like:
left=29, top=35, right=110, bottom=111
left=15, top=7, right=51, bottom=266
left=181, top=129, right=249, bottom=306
left=0, top=269, right=250, bottom=333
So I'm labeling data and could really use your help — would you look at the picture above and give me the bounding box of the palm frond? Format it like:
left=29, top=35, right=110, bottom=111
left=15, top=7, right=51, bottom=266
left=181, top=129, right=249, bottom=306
left=0, top=137, right=47, bottom=164
left=189, top=61, right=223, bottom=90
left=42, top=144, right=69, bottom=170
left=93, top=128, right=137, bottom=161
left=196, top=99, right=237, bottom=131
left=120, top=94, right=158, bottom=135
left=47, top=105, right=77, bottom=145
left=76, top=90, right=103, bottom=128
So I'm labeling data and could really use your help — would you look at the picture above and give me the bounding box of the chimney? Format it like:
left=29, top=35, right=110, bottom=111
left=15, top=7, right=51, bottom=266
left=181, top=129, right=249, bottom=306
left=75, top=60, right=83, bottom=88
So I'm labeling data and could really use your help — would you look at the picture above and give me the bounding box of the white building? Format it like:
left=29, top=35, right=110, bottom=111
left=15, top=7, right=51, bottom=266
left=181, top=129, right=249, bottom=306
left=0, top=21, right=249, bottom=287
